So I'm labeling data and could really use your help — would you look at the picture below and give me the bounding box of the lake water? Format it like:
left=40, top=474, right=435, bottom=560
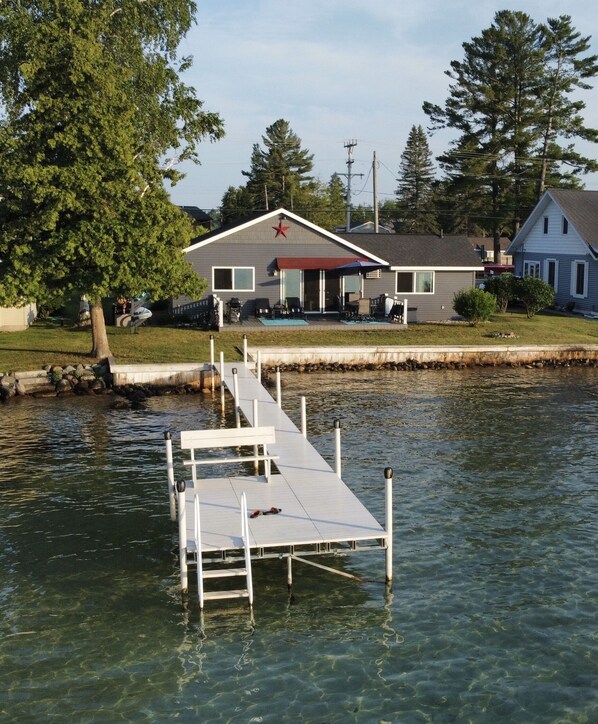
left=1, top=367, right=597, bottom=722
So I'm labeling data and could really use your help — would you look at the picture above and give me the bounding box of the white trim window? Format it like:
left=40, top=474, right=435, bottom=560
left=570, top=260, right=588, bottom=298
left=213, top=267, right=254, bottom=292
left=544, top=259, right=558, bottom=292
left=396, top=271, right=434, bottom=294
left=524, top=261, right=541, bottom=278
left=562, top=217, right=569, bottom=235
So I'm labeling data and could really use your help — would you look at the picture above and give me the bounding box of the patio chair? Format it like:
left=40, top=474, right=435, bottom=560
left=356, top=297, right=371, bottom=320
left=285, top=297, right=305, bottom=319
left=254, top=298, right=272, bottom=318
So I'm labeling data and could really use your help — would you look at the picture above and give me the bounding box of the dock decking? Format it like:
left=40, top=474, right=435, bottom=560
left=168, top=360, right=391, bottom=606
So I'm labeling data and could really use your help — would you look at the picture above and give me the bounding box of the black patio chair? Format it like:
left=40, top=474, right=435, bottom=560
left=285, top=297, right=305, bottom=319
left=254, top=298, right=272, bottom=318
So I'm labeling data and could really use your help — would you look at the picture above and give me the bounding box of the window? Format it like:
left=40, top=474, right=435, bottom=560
left=213, top=267, right=254, bottom=292
left=562, top=217, right=568, bottom=235
left=524, top=261, right=540, bottom=278
left=396, top=271, right=434, bottom=294
left=571, top=260, right=588, bottom=298
left=281, top=269, right=300, bottom=300
left=544, top=259, right=558, bottom=291
left=543, top=217, right=549, bottom=234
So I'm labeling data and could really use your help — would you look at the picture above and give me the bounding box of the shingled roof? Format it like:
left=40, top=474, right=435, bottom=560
left=337, top=233, right=482, bottom=268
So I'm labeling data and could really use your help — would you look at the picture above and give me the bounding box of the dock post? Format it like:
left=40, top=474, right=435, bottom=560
left=276, top=366, right=282, bottom=408
left=334, top=419, right=341, bottom=478
left=209, top=335, right=215, bottom=392
left=232, top=368, right=241, bottom=428
left=257, top=350, right=262, bottom=384
left=384, top=467, right=393, bottom=584
left=403, top=298, right=408, bottom=326
left=243, top=335, right=248, bottom=366
left=301, top=396, right=307, bottom=438
left=164, top=431, right=176, bottom=522
left=253, top=399, right=259, bottom=472
left=287, top=555, right=293, bottom=592
left=176, top=480, right=188, bottom=594
left=219, top=351, right=225, bottom=410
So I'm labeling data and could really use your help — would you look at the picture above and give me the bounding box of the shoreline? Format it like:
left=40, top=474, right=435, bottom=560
left=2, top=344, right=598, bottom=404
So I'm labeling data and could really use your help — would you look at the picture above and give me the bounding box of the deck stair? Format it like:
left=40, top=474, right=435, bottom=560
left=194, top=492, right=253, bottom=607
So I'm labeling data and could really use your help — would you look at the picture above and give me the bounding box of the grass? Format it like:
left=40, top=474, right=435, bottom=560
left=1, top=310, right=598, bottom=372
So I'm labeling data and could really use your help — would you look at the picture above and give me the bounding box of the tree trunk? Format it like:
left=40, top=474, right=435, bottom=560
left=90, top=300, right=112, bottom=359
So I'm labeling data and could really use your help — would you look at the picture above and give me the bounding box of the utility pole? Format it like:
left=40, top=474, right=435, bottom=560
left=337, top=140, right=363, bottom=232
left=373, top=151, right=379, bottom=233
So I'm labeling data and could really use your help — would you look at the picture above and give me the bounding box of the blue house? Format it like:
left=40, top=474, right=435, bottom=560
left=507, top=189, right=598, bottom=314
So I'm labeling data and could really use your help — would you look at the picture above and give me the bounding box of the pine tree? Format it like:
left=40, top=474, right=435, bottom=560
left=423, top=10, right=598, bottom=255
left=395, top=125, right=437, bottom=233
left=241, top=119, right=314, bottom=210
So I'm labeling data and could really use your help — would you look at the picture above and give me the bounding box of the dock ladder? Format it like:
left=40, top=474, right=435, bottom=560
left=194, top=492, right=254, bottom=609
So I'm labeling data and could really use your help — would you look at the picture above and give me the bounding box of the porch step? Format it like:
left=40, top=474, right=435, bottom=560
left=203, top=567, right=247, bottom=579
left=203, top=589, right=250, bottom=601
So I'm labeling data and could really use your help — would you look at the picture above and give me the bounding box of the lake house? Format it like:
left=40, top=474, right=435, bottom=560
left=180, top=208, right=483, bottom=322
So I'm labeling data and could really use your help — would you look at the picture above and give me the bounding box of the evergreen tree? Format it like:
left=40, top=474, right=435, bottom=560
left=0, top=0, right=223, bottom=358
left=241, top=119, right=314, bottom=210
left=220, top=185, right=254, bottom=225
left=395, top=125, right=437, bottom=233
left=423, top=11, right=598, bottom=256
left=535, top=15, right=598, bottom=198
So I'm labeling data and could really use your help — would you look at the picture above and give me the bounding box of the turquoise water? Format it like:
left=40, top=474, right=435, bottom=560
left=1, top=367, right=597, bottom=722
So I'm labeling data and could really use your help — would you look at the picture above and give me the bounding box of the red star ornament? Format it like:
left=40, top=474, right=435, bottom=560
left=272, top=221, right=290, bottom=238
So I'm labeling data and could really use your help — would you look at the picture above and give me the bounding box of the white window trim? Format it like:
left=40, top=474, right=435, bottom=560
left=395, top=270, right=435, bottom=295
left=570, top=260, right=588, bottom=299
left=212, top=266, right=255, bottom=293
left=544, top=258, right=558, bottom=293
left=524, top=260, right=541, bottom=278
left=562, top=217, right=569, bottom=235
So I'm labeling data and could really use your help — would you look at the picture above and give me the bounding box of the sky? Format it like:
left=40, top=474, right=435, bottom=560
left=169, top=0, right=598, bottom=211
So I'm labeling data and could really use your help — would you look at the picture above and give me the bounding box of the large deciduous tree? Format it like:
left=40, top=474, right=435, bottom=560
left=0, top=0, right=223, bottom=358
left=423, top=11, right=598, bottom=259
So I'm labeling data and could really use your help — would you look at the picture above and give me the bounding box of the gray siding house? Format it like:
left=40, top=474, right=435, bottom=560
left=507, top=189, right=598, bottom=314
left=182, top=208, right=482, bottom=322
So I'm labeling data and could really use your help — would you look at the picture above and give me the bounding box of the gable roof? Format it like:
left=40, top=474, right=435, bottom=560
left=179, top=206, right=212, bottom=225
left=337, top=233, right=483, bottom=269
left=183, top=207, right=388, bottom=264
left=508, top=189, right=598, bottom=257
left=184, top=207, right=482, bottom=269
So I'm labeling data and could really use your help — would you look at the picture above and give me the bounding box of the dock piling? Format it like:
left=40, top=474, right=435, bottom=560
left=164, top=431, right=176, bottom=522
left=219, top=352, right=225, bottom=410
left=301, top=396, right=307, bottom=438
left=334, top=419, right=342, bottom=478
left=276, top=367, right=281, bottom=408
left=209, top=335, right=215, bottom=392
left=232, top=368, right=240, bottom=427
left=176, top=479, right=188, bottom=593
left=384, top=467, right=393, bottom=584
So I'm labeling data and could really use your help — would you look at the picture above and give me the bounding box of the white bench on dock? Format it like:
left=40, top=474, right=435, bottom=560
left=181, top=425, right=278, bottom=484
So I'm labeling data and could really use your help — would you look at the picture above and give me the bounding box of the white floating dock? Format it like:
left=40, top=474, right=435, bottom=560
left=166, top=361, right=392, bottom=608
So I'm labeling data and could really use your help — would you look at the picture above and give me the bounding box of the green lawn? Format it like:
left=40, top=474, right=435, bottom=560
left=1, top=311, right=598, bottom=371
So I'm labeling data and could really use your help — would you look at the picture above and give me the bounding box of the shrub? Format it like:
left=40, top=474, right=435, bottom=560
left=484, top=273, right=516, bottom=312
left=453, top=288, right=497, bottom=325
left=513, top=276, right=555, bottom=318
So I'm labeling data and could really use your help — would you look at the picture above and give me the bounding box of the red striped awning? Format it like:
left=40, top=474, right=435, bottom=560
left=276, top=257, right=366, bottom=270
